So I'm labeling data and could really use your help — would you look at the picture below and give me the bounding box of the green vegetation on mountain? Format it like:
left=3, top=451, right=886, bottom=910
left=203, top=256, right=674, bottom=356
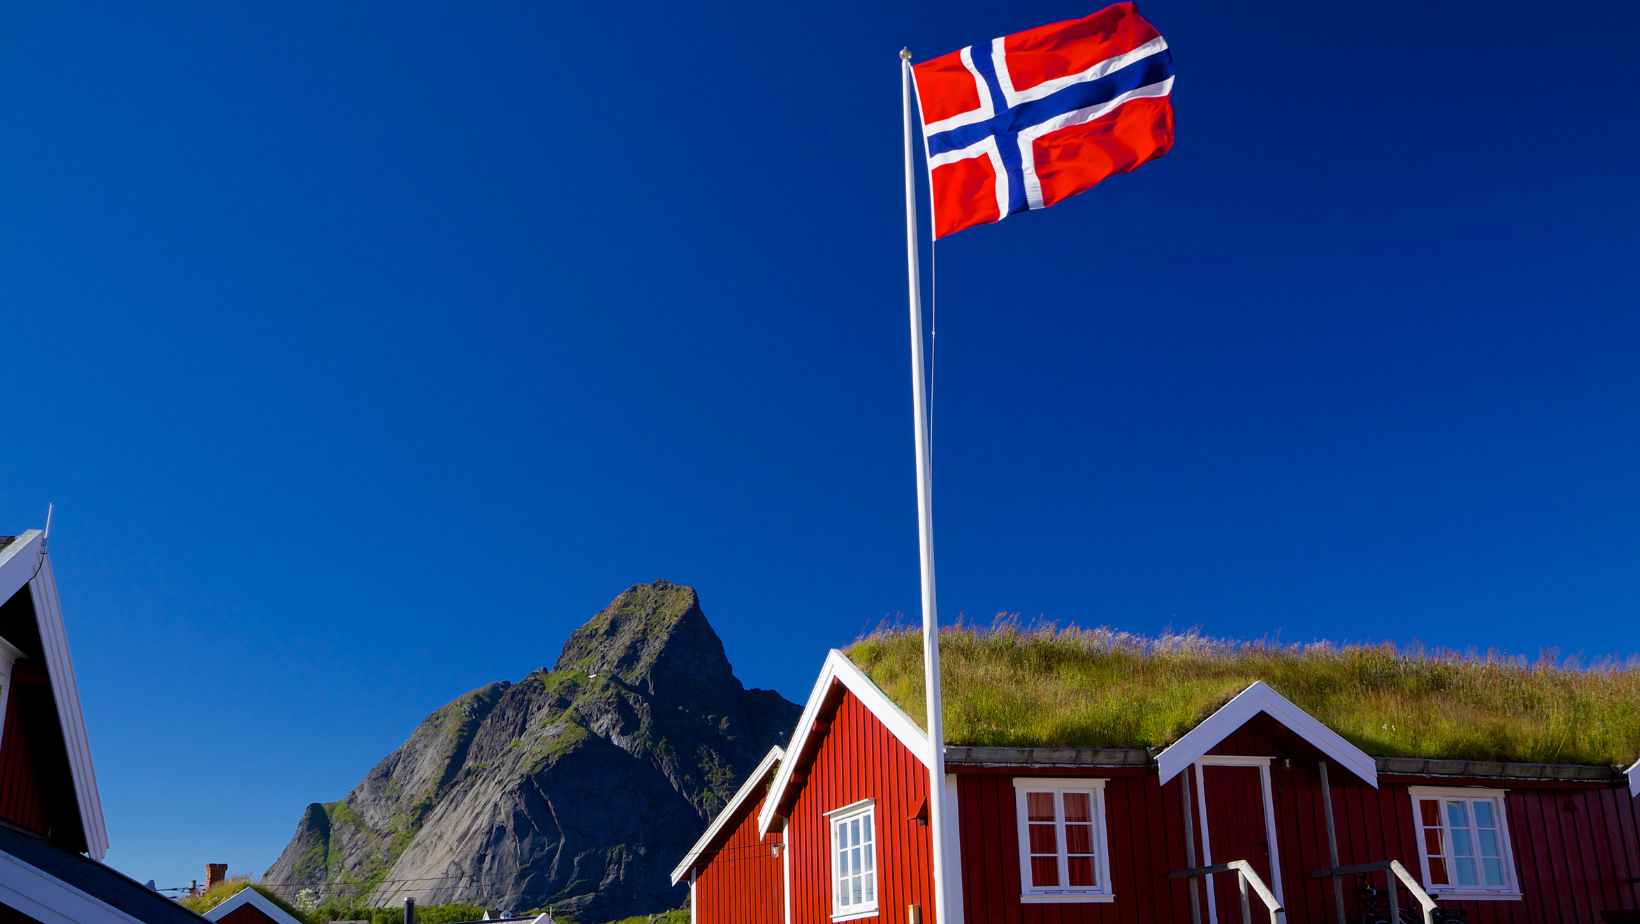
left=847, top=618, right=1640, bottom=767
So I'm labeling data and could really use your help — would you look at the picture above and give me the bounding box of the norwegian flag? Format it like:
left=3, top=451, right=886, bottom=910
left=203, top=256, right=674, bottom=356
left=912, top=4, right=1175, bottom=239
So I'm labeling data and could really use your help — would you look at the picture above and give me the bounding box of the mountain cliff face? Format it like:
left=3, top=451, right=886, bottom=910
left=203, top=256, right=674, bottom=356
left=263, top=581, right=799, bottom=921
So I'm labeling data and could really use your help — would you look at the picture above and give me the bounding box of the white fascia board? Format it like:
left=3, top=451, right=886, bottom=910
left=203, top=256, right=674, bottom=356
left=1626, top=758, right=1639, bottom=799
left=0, top=847, right=149, bottom=924
left=757, top=650, right=930, bottom=836
left=1154, top=681, right=1378, bottom=789
left=204, top=888, right=306, bottom=924
left=0, top=530, right=45, bottom=609
left=29, top=552, right=110, bottom=859
left=669, top=745, right=786, bottom=886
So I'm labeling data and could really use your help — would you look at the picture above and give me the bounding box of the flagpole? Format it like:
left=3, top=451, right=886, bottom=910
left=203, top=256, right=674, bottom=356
left=901, top=47, right=950, bottom=924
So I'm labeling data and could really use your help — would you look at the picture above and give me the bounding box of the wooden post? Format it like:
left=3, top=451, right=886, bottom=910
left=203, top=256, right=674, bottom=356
left=1237, top=870, right=1252, bottom=924
left=1385, top=873, right=1399, bottom=922
left=1181, top=770, right=1202, bottom=924
left=1318, top=761, right=1344, bottom=924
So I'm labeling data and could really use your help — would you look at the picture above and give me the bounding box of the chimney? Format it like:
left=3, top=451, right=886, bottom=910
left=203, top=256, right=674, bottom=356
left=206, top=864, right=227, bottom=891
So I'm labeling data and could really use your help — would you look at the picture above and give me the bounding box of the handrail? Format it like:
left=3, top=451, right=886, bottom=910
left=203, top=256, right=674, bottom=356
left=1169, top=860, right=1282, bottom=924
left=1309, top=859, right=1437, bottom=924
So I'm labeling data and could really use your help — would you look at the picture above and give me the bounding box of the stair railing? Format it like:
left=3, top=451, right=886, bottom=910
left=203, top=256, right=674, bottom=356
left=1169, top=859, right=1283, bottom=924
left=1308, top=859, right=1437, bottom=924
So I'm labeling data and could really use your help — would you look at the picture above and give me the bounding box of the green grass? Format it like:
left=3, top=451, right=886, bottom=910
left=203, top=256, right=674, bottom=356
left=845, top=618, right=1640, bottom=767
left=306, top=902, right=487, bottom=924
left=595, top=909, right=689, bottom=924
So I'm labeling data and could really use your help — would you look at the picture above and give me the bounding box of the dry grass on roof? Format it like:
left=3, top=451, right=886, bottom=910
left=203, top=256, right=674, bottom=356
left=843, top=617, right=1640, bottom=768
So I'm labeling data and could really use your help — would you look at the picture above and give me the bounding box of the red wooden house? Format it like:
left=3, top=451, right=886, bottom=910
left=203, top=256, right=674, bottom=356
left=0, top=528, right=210, bottom=924
left=202, top=890, right=305, bottom=924
left=675, top=649, right=1640, bottom=924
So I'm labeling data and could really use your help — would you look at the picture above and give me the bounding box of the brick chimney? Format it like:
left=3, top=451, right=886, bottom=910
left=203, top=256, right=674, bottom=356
left=206, top=864, right=227, bottom=891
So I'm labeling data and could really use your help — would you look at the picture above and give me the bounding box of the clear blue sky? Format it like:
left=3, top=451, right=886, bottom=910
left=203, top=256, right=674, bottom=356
left=1, top=0, right=1636, bottom=895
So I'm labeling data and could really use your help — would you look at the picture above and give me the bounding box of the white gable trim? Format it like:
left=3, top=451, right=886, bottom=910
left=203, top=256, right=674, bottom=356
left=30, top=550, right=110, bottom=859
left=1626, top=758, right=1639, bottom=799
left=204, top=888, right=306, bottom=924
left=669, top=745, right=785, bottom=885
left=1154, top=681, right=1377, bottom=788
left=0, top=532, right=110, bottom=858
left=757, top=650, right=930, bottom=836
left=0, top=846, right=148, bottom=924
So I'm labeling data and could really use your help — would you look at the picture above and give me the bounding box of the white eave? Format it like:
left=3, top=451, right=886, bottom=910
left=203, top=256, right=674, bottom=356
left=203, top=888, right=305, bottom=924
left=1626, top=758, right=1639, bottom=799
left=0, top=530, right=111, bottom=859
left=669, top=745, right=785, bottom=886
left=0, top=844, right=146, bottom=924
left=756, top=649, right=930, bottom=836
left=1153, top=680, right=1378, bottom=788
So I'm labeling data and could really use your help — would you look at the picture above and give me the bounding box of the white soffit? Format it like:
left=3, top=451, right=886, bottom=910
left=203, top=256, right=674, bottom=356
left=203, top=888, right=306, bottom=924
left=1154, top=681, right=1378, bottom=789
left=669, top=745, right=785, bottom=885
left=0, top=530, right=44, bottom=608
left=757, top=650, right=930, bottom=836
left=0, top=530, right=111, bottom=859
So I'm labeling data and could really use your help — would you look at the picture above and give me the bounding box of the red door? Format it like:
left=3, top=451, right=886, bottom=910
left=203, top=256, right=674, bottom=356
left=1199, top=763, right=1277, bottom=924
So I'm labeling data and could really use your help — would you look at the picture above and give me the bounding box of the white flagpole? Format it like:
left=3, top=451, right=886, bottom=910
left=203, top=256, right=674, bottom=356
left=901, top=47, right=950, bottom=924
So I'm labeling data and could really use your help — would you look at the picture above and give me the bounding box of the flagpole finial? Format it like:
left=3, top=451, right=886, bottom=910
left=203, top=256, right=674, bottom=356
left=900, top=47, right=912, bottom=61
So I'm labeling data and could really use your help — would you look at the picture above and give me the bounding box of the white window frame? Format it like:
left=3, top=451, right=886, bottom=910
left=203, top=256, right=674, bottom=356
left=1012, top=778, right=1114, bottom=903
left=1407, top=786, right=1522, bottom=901
left=828, top=799, right=879, bottom=921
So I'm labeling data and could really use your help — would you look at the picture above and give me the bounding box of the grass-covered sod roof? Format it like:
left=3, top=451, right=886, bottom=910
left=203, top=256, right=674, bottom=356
left=845, top=620, right=1640, bottom=767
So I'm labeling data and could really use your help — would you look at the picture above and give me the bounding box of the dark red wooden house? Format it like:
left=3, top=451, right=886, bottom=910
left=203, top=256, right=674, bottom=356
left=0, top=528, right=212, bottom=924
left=201, top=890, right=305, bottom=924
left=676, top=650, right=1640, bottom=924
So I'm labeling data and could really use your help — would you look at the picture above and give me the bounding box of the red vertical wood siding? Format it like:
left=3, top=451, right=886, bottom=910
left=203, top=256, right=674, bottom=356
left=952, top=719, right=1640, bottom=924
left=218, top=904, right=281, bottom=924
left=693, top=790, right=785, bottom=924
left=0, top=692, right=48, bottom=834
left=787, top=691, right=933, bottom=924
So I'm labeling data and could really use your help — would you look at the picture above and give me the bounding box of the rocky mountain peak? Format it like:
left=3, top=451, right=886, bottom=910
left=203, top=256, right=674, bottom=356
left=552, top=580, right=737, bottom=701
left=264, top=581, right=798, bottom=922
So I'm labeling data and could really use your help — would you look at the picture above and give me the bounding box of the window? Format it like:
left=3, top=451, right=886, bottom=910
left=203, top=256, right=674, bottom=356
left=1012, top=779, right=1113, bottom=902
left=829, top=801, right=877, bottom=920
left=1408, top=787, right=1520, bottom=899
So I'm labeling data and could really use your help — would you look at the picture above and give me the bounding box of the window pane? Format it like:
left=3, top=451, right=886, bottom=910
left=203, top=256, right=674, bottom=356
left=1027, top=792, right=1055, bottom=822
left=1472, top=800, right=1495, bottom=829
left=1065, top=823, right=1092, bottom=855
left=865, top=869, right=875, bottom=903
left=850, top=819, right=860, bottom=847
left=853, top=846, right=863, bottom=875
left=1030, top=856, right=1059, bottom=888
left=1455, top=857, right=1478, bottom=886
left=864, top=842, right=874, bottom=872
left=1482, top=858, right=1504, bottom=887
left=1451, top=829, right=1473, bottom=859
left=1063, top=792, right=1091, bottom=823
left=852, top=876, right=861, bottom=905
left=1420, top=799, right=1441, bottom=827
left=1446, top=801, right=1469, bottom=830
left=1428, top=857, right=1449, bottom=886
left=1067, top=856, right=1095, bottom=888
left=1029, top=822, right=1058, bottom=854
left=1423, top=828, right=1444, bottom=858
left=862, top=813, right=874, bottom=844
left=1477, top=829, right=1500, bottom=858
